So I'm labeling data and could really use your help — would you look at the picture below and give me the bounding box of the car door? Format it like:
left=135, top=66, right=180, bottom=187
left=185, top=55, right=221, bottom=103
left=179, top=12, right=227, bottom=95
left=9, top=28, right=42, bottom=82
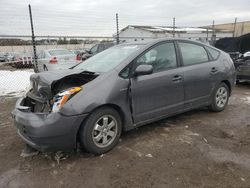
left=177, top=41, right=219, bottom=109
left=130, top=42, right=184, bottom=124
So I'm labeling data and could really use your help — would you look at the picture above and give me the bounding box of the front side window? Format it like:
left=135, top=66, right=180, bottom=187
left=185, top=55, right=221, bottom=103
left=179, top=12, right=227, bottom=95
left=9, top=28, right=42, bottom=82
left=179, top=42, right=209, bottom=66
left=135, top=42, right=177, bottom=72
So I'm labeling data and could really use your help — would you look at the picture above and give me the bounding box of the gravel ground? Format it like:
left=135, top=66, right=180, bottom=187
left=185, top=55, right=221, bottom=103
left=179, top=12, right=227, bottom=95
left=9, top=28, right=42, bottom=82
left=0, top=84, right=250, bottom=188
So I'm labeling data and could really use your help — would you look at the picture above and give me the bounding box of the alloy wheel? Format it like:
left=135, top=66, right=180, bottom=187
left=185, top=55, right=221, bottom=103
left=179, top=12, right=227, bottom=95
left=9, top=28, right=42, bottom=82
left=215, top=86, right=228, bottom=108
left=92, top=115, right=118, bottom=148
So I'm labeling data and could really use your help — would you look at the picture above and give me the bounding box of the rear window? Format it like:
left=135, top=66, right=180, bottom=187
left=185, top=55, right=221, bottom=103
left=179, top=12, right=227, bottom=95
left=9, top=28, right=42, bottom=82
left=205, top=46, right=220, bottom=60
left=48, top=49, right=73, bottom=56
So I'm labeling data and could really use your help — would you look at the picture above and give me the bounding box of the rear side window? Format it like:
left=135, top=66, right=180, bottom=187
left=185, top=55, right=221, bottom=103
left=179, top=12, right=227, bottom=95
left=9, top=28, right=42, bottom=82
left=179, top=42, right=209, bottom=66
left=98, top=44, right=105, bottom=52
left=205, top=46, right=220, bottom=60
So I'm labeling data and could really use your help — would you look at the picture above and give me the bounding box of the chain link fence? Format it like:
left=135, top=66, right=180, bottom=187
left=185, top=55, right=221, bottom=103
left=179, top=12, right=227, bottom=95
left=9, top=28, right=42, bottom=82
left=0, top=36, right=116, bottom=99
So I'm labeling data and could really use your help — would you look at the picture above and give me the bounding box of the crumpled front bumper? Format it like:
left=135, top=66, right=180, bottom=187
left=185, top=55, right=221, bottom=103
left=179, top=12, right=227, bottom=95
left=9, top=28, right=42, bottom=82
left=11, top=97, right=88, bottom=152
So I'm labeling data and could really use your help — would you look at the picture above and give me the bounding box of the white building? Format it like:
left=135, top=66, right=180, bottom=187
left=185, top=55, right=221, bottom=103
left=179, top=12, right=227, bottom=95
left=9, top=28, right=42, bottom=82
left=118, top=25, right=233, bottom=43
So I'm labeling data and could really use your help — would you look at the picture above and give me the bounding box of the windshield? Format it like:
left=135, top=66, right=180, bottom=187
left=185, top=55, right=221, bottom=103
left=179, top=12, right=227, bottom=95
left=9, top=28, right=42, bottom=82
left=48, top=49, right=73, bottom=56
left=74, top=44, right=142, bottom=73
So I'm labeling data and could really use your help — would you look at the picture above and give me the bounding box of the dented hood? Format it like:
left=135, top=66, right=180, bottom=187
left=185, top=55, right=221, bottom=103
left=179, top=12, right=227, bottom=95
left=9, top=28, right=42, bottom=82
left=29, top=69, right=99, bottom=99
left=30, top=69, right=84, bottom=86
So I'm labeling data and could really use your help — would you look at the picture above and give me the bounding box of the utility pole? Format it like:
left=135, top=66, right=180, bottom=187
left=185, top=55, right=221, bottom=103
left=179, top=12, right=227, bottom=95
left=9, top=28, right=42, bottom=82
left=173, top=17, right=176, bottom=38
left=116, top=13, right=119, bottom=44
left=206, top=28, right=209, bottom=42
left=241, top=22, right=245, bottom=35
left=212, top=20, right=215, bottom=36
left=28, top=4, right=38, bottom=73
left=211, top=20, right=216, bottom=45
left=233, top=17, right=237, bottom=37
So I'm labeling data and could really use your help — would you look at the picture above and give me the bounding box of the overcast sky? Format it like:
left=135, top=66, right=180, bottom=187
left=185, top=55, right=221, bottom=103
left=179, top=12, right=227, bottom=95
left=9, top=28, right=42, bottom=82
left=0, top=0, right=250, bottom=36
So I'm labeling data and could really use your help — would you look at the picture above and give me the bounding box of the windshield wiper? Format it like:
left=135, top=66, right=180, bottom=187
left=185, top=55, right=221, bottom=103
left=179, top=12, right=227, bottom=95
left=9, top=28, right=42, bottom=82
left=69, top=64, right=79, bottom=69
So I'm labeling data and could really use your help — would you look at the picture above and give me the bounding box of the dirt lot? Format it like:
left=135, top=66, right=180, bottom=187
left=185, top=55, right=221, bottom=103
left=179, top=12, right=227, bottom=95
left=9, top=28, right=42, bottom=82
left=0, top=84, right=250, bottom=188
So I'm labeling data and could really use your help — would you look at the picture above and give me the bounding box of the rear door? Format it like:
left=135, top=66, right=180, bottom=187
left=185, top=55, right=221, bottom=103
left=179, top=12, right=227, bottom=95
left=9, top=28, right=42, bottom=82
left=130, top=41, right=184, bottom=124
left=177, top=41, right=219, bottom=108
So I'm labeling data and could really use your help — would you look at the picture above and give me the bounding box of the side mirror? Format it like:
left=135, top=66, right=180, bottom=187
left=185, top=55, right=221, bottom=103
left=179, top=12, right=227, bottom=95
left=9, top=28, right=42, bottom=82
left=243, top=51, right=250, bottom=59
left=134, top=64, right=153, bottom=76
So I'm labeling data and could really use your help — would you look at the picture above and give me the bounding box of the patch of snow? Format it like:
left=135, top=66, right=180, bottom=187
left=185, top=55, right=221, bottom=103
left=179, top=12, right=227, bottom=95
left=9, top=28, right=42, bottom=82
left=145, top=154, right=153, bottom=158
left=0, top=70, right=34, bottom=97
left=240, top=97, right=250, bottom=105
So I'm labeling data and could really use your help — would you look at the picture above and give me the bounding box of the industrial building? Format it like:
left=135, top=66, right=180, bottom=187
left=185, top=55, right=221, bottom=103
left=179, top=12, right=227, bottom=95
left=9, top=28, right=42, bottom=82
left=119, top=25, right=233, bottom=42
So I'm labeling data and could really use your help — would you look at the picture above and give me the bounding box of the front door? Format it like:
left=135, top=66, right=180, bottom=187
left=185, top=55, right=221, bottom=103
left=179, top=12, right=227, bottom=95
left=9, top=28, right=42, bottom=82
left=130, top=42, right=184, bottom=124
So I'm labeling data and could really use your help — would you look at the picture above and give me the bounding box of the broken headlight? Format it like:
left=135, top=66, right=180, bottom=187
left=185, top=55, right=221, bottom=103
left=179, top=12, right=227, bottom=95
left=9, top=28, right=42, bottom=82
left=52, top=87, right=82, bottom=112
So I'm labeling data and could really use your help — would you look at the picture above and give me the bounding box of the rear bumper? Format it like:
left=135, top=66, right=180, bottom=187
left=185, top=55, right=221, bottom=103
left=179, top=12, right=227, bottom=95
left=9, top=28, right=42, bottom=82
left=11, top=97, right=88, bottom=152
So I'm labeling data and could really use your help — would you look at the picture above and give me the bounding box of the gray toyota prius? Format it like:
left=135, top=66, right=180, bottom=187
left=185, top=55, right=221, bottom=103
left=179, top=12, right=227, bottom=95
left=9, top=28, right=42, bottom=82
left=12, top=39, right=235, bottom=155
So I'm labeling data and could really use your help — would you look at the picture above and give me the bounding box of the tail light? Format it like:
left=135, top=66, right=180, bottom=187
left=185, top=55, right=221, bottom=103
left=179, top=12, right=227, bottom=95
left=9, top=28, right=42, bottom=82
left=76, top=54, right=81, bottom=61
left=49, top=57, right=58, bottom=64
left=18, top=57, right=22, bottom=62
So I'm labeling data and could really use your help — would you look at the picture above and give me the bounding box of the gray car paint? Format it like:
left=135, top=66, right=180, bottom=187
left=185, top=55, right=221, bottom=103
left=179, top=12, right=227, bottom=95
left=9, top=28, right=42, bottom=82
left=12, top=39, right=236, bottom=151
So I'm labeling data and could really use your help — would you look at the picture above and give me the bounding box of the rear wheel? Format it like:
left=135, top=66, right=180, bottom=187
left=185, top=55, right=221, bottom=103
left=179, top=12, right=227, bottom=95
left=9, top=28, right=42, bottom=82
left=209, top=83, right=229, bottom=112
left=79, top=107, right=122, bottom=155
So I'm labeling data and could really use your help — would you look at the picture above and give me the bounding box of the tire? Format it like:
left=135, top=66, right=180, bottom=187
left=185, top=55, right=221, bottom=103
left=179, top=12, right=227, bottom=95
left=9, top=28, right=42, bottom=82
left=209, top=83, right=229, bottom=112
left=79, top=107, right=122, bottom=155
left=43, top=65, right=48, bottom=71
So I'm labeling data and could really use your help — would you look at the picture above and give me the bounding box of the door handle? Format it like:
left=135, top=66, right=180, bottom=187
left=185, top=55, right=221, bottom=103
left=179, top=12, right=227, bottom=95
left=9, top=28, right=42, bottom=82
left=172, top=75, right=182, bottom=82
left=211, top=67, right=218, bottom=73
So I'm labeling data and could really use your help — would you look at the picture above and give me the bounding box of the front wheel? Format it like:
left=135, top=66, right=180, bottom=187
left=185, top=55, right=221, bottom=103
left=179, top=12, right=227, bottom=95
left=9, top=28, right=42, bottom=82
left=79, top=107, right=122, bottom=155
left=209, top=83, right=229, bottom=112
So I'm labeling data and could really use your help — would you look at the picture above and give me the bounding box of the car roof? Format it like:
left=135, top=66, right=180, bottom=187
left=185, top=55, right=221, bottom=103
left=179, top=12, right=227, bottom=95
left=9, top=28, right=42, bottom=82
left=117, top=38, right=220, bottom=51
left=120, top=38, right=206, bottom=46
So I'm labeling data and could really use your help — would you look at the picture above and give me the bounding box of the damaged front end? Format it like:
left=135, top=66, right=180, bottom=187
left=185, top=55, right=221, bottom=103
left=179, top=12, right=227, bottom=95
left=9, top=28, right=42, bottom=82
left=12, top=70, right=99, bottom=151
left=24, top=70, right=98, bottom=113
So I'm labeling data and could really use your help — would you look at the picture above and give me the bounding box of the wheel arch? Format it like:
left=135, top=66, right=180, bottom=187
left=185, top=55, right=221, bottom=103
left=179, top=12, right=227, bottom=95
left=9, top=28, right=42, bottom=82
left=221, top=80, right=232, bottom=95
left=75, top=103, right=127, bottom=145
left=92, top=104, right=126, bottom=127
